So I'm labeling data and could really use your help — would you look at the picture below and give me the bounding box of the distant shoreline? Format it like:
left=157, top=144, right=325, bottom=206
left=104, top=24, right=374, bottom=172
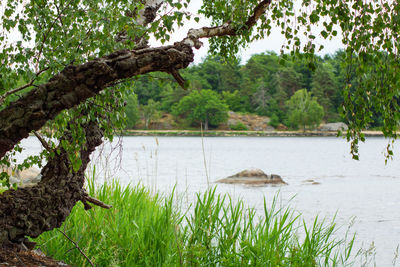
left=121, top=130, right=386, bottom=137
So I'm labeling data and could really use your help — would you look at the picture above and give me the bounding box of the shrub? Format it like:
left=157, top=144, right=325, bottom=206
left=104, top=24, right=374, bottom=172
left=230, top=121, right=248, bottom=130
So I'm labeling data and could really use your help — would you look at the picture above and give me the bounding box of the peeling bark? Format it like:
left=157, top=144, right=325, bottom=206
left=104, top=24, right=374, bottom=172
left=116, top=0, right=164, bottom=46
left=0, top=122, right=103, bottom=245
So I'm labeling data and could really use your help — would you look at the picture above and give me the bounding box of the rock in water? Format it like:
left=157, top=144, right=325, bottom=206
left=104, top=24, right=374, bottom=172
left=216, top=169, right=287, bottom=185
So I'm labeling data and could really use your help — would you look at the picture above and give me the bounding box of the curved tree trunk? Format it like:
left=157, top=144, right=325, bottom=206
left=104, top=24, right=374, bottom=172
left=0, top=122, right=104, bottom=246
left=0, top=0, right=271, bottom=249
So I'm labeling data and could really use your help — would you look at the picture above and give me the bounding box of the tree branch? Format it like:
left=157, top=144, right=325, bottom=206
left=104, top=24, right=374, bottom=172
left=0, top=67, right=49, bottom=106
left=32, top=131, right=52, bottom=152
left=184, top=0, right=272, bottom=44
left=245, top=0, right=272, bottom=29
left=82, top=194, right=112, bottom=210
left=115, top=0, right=164, bottom=46
left=0, top=45, right=194, bottom=158
left=170, top=69, right=186, bottom=88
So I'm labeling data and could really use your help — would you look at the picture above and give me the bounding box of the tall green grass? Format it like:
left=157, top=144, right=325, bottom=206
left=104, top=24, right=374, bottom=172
left=34, top=180, right=355, bottom=266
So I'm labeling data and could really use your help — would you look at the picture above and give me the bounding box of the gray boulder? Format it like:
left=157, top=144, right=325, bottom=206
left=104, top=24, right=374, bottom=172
left=216, top=169, right=287, bottom=185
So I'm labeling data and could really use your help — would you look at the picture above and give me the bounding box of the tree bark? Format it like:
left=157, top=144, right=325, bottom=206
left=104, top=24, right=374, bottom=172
left=0, top=122, right=103, bottom=245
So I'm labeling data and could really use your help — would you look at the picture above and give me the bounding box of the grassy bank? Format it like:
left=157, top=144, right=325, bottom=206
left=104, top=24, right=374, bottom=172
left=34, top=179, right=355, bottom=266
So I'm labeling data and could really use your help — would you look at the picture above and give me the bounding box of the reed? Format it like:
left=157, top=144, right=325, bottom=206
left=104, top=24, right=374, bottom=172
left=34, top=179, right=355, bottom=266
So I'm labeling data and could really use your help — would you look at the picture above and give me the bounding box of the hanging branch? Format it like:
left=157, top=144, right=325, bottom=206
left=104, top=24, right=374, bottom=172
left=32, top=131, right=53, bottom=153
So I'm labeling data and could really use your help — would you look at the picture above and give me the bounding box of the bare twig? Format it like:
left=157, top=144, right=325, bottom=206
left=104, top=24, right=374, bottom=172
left=33, top=131, right=53, bottom=152
left=56, top=229, right=95, bottom=267
left=0, top=67, right=49, bottom=105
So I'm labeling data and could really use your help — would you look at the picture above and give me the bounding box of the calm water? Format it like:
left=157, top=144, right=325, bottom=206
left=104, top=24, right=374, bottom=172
left=19, top=136, right=400, bottom=266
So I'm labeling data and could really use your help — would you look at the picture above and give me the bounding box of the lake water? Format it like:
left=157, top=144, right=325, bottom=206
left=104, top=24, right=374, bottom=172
left=19, top=136, right=400, bottom=266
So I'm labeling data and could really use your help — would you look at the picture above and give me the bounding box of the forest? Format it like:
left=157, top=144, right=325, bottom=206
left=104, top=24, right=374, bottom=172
left=126, top=50, right=383, bottom=131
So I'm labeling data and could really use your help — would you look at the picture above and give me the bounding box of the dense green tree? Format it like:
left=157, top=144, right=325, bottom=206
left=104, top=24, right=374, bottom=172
left=276, top=66, right=302, bottom=97
left=286, top=89, right=324, bottom=131
left=159, top=84, right=189, bottom=112
left=311, top=62, right=340, bottom=122
left=222, top=90, right=248, bottom=112
left=241, top=52, right=281, bottom=113
left=172, top=90, right=228, bottom=130
left=141, top=99, right=161, bottom=129
left=292, top=58, right=314, bottom=91
left=133, top=73, right=172, bottom=105
left=125, top=94, right=140, bottom=129
left=185, top=56, right=242, bottom=93
left=242, top=52, right=280, bottom=83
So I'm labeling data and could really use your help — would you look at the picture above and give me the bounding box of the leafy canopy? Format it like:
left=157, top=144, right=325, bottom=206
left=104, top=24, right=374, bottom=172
left=286, top=89, right=324, bottom=131
left=172, top=89, right=228, bottom=129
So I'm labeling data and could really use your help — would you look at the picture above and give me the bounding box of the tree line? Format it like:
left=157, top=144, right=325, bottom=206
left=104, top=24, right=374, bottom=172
left=127, top=50, right=379, bottom=130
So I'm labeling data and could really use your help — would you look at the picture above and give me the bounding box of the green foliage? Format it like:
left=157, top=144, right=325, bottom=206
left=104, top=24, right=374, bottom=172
left=286, top=89, right=324, bottom=131
left=124, top=50, right=392, bottom=136
left=132, top=73, right=173, bottom=105
left=229, top=121, right=248, bottom=131
left=311, top=62, right=340, bottom=121
left=35, top=180, right=355, bottom=266
left=269, top=113, right=280, bottom=128
left=172, top=90, right=228, bottom=130
left=141, top=99, right=161, bottom=129
left=159, top=84, right=189, bottom=112
left=222, top=90, right=247, bottom=112
left=125, top=94, right=140, bottom=129
left=189, top=56, right=242, bottom=93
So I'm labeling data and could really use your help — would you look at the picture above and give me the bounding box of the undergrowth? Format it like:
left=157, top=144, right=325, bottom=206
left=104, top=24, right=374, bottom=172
left=34, top=179, right=355, bottom=266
